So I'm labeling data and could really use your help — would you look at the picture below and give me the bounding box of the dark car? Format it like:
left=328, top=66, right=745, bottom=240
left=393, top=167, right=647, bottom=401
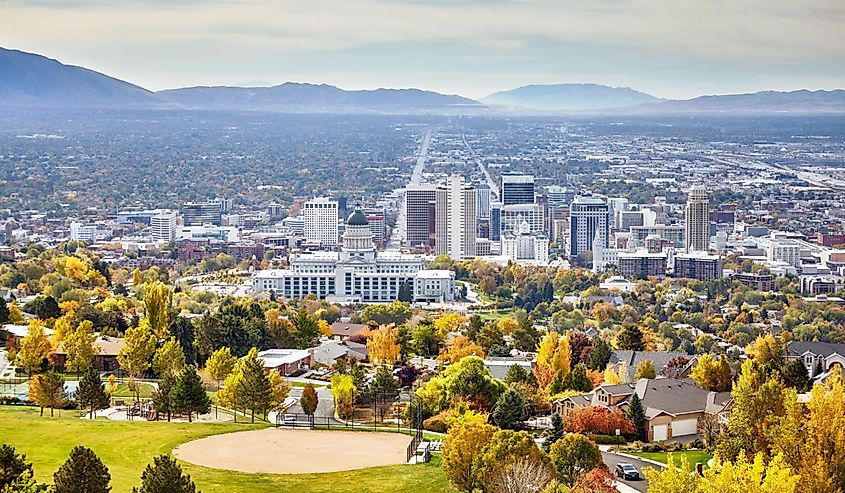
left=615, top=463, right=640, bottom=480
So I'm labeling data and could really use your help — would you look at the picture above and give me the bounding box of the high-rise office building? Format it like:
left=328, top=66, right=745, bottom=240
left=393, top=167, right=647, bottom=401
left=363, top=207, right=386, bottom=245
left=476, top=183, right=492, bottom=219
left=435, top=176, right=477, bottom=259
left=267, top=203, right=285, bottom=220
left=501, top=174, right=535, bottom=206
left=500, top=204, right=545, bottom=236
left=490, top=202, right=503, bottom=241
left=303, top=197, right=339, bottom=247
left=182, top=202, right=222, bottom=226
left=150, top=211, right=178, bottom=242
left=569, top=195, right=611, bottom=257
left=405, top=185, right=437, bottom=247
left=545, top=185, right=569, bottom=209
left=685, top=186, right=709, bottom=252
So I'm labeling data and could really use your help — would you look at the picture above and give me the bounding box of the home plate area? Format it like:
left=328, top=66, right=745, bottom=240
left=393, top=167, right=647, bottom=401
left=173, top=428, right=411, bottom=474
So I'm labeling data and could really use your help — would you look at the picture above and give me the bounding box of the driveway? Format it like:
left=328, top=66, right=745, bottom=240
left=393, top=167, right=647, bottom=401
left=602, top=451, right=662, bottom=493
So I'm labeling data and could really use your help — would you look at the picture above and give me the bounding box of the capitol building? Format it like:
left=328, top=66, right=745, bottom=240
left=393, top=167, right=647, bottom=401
left=252, top=207, right=455, bottom=303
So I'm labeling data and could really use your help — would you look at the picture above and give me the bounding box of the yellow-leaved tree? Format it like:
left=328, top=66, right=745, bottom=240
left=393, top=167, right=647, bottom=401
left=63, top=320, right=98, bottom=373
left=434, top=313, right=469, bottom=339
left=143, top=281, right=173, bottom=339
left=367, top=326, right=401, bottom=365
left=117, top=318, right=157, bottom=402
left=16, top=320, right=52, bottom=374
left=438, top=335, right=485, bottom=364
left=647, top=452, right=799, bottom=493
left=535, top=332, right=571, bottom=388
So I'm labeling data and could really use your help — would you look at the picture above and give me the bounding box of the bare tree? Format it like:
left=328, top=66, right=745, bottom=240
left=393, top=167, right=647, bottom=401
left=491, top=459, right=554, bottom=493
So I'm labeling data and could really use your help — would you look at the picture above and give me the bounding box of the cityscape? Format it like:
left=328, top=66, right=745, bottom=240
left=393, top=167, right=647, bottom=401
left=1, top=1, right=844, bottom=493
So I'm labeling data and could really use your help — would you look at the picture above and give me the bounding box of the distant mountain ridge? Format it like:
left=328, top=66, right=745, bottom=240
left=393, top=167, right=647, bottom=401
left=0, top=47, right=161, bottom=107
left=157, top=82, right=480, bottom=111
left=649, top=89, right=845, bottom=114
left=482, top=83, right=661, bottom=111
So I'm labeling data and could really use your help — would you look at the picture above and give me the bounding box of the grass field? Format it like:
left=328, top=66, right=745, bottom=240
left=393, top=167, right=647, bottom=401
left=0, top=406, right=453, bottom=493
left=111, top=382, right=156, bottom=398
left=629, top=450, right=713, bottom=467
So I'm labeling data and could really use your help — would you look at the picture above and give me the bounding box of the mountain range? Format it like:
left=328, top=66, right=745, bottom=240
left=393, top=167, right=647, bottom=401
left=2, top=47, right=844, bottom=114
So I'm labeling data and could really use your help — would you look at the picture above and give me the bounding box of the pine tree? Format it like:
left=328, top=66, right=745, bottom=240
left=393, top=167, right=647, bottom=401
left=617, top=324, right=644, bottom=351
left=77, top=367, right=110, bottom=419
left=0, top=298, right=10, bottom=325
left=566, top=365, right=594, bottom=393
left=543, top=413, right=565, bottom=452
left=53, top=446, right=111, bottom=493
left=0, top=444, right=33, bottom=489
left=132, top=455, right=198, bottom=493
left=490, top=387, right=526, bottom=430
left=782, top=358, right=809, bottom=392
left=170, top=367, right=211, bottom=422
left=151, top=373, right=176, bottom=422
left=300, top=383, right=319, bottom=416
left=291, top=309, right=319, bottom=349
left=626, top=393, right=647, bottom=441
left=237, top=348, right=272, bottom=423
left=587, top=338, right=611, bottom=371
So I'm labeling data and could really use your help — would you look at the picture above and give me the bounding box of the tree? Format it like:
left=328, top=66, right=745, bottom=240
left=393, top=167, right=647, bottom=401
left=781, top=359, right=809, bottom=393
left=267, top=370, right=292, bottom=413
left=317, top=319, right=332, bottom=338
left=331, top=373, right=357, bottom=420
left=361, top=301, right=412, bottom=326
left=442, top=421, right=496, bottom=492
left=168, top=317, right=196, bottom=365
left=237, top=348, right=271, bottom=423
left=634, top=359, right=656, bottom=380
left=548, top=433, right=605, bottom=487
left=490, top=459, right=553, bottom=493
left=587, top=337, right=611, bottom=371
left=291, top=309, right=319, bottom=349
left=170, top=367, right=211, bottom=422
left=796, top=366, right=845, bottom=493
left=691, top=354, right=733, bottom=392
left=433, top=313, right=468, bottom=338
left=564, top=406, right=634, bottom=436
left=643, top=454, right=700, bottom=493
left=151, top=373, right=176, bottom=422
left=438, top=335, right=484, bottom=364
left=205, top=347, right=237, bottom=418
left=505, top=364, right=535, bottom=386
left=566, top=364, right=594, bottom=392
left=616, top=324, right=644, bottom=351
left=15, top=321, right=51, bottom=374
left=490, top=388, right=526, bottom=430
left=416, top=356, right=504, bottom=415
left=411, top=322, right=439, bottom=357
left=473, top=429, right=547, bottom=492
left=0, top=445, right=34, bottom=490
left=543, top=413, right=565, bottom=452
left=132, top=454, right=197, bottom=493
left=626, top=393, right=647, bottom=441
left=300, top=383, right=319, bottom=416
left=0, top=298, right=9, bottom=325
left=31, top=371, right=65, bottom=417
left=367, top=326, right=401, bottom=365
left=144, top=282, right=173, bottom=339
left=77, top=367, right=110, bottom=419
left=63, top=320, right=98, bottom=373
left=117, top=319, right=157, bottom=403
left=53, top=446, right=111, bottom=493
left=536, top=332, right=572, bottom=389
left=152, top=338, right=186, bottom=378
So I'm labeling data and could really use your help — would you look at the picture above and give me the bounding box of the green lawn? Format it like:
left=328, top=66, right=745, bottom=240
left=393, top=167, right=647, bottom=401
left=472, top=309, right=515, bottom=321
left=111, top=382, right=156, bottom=398
left=0, top=406, right=452, bottom=493
left=629, top=450, right=713, bottom=467
left=291, top=381, right=326, bottom=388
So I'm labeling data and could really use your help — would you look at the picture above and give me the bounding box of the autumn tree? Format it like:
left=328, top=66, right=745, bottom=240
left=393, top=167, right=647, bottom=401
left=434, top=313, right=469, bottom=338
left=634, top=359, right=656, bottom=380
left=795, top=366, right=845, bottom=493
left=264, top=308, right=296, bottom=348
left=438, top=335, right=484, bottom=364
left=237, top=348, right=272, bottom=423
left=117, top=319, right=157, bottom=403
left=691, top=354, right=733, bottom=392
left=300, top=383, right=319, bottom=416
left=152, top=338, right=186, bottom=378
left=564, top=406, right=634, bottom=436
left=473, top=429, right=547, bottom=492
left=442, top=420, right=496, bottom=492
left=15, top=320, right=51, bottom=374
left=367, top=326, right=401, bottom=365
left=32, top=371, right=65, bottom=417
left=490, top=459, right=553, bottom=493
left=63, top=320, right=98, bottom=373
left=268, top=370, right=292, bottom=412
left=144, top=281, right=173, bottom=339
left=205, top=346, right=237, bottom=418
left=132, top=454, right=197, bottom=493
left=53, top=446, right=111, bottom=493
left=548, top=433, right=605, bottom=486
left=77, top=367, right=110, bottom=419
left=331, top=373, right=357, bottom=420
left=535, top=332, right=572, bottom=389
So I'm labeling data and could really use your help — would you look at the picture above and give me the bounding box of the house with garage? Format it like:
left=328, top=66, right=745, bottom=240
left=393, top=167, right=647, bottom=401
left=256, top=349, right=312, bottom=376
left=786, top=341, right=845, bottom=379
left=554, top=378, right=731, bottom=442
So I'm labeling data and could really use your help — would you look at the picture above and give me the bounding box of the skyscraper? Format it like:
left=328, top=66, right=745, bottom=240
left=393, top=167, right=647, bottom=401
left=303, top=197, right=339, bottom=247
left=476, top=183, right=492, bottom=219
left=182, top=201, right=222, bottom=226
left=435, top=176, right=477, bottom=259
left=404, top=185, right=437, bottom=247
left=501, top=174, right=535, bottom=206
left=569, top=195, right=611, bottom=258
left=150, top=210, right=177, bottom=242
left=685, top=186, right=709, bottom=252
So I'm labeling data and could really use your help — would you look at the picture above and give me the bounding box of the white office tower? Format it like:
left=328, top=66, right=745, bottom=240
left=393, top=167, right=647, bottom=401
left=476, top=183, right=492, bottom=219
left=69, top=221, right=97, bottom=242
left=502, top=220, right=550, bottom=266
left=546, top=185, right=568, bottom=209
left=303, top=197, right=340, bottom=247
left=436, top=176, right=477, bottom=259
left=150, top=211, right=177, bottom=242
left=608, top=197, right=630, bottom=222
left=684, top=186, right=709, bottom=252
left=569, top=195, right=611, bottom=258
left=501, top=174, right=535, bottom=205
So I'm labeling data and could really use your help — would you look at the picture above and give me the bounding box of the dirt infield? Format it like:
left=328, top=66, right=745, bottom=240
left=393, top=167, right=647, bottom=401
left=173, top=428, right=411, bottom=474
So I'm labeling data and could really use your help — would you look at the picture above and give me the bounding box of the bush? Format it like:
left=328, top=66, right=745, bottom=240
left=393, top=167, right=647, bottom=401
left=587, top=434, right=626, bottom=445
left=641, top=442, right=666, bottom=453
left=423, top=412, right=448, bottom=433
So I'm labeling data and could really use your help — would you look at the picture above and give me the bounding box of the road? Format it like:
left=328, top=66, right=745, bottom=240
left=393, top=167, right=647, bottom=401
left=461, top=134, right=499, bottom=201
left=409, top=127, right=433, bottom=186
left=389, top=126, right=434, bottom=249
left=602, top=451, right=659, bottom=493
left=285, top=386, right=335, bottom=418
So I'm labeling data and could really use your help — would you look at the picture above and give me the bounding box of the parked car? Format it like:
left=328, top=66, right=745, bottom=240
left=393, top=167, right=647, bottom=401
left=615, top=463, right=640, bottom=480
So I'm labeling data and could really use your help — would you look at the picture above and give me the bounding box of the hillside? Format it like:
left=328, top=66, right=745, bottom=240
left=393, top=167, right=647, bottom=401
left=482, top=83, right=660, bottom=111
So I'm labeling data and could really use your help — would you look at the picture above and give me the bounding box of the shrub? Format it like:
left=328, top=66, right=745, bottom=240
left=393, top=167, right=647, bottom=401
left=587, top=434, right=626, bottom=445
left=423, top=412, right=448, bottom=433
left=641, top=442, right=666, bottom=453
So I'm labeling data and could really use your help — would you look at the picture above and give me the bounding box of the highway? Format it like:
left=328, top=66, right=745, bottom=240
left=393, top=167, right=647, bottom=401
left=409, top=127, right=433, bottom=186
left=388, top=127, right=434, bottom=249
left=462, top=133, right=499, bottom=201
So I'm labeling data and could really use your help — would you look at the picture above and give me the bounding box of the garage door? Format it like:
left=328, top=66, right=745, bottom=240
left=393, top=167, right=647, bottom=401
left=672, top=418, right=698, bottom=437
left=653, top=424, right=668, bottom=441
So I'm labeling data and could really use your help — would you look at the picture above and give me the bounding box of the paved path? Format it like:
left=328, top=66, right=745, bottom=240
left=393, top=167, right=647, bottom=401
left=602, top=451, right=661, bottom=493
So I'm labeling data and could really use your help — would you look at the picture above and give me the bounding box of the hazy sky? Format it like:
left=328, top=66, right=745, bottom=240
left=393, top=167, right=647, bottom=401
left=2, top=0, right=844, bottom=99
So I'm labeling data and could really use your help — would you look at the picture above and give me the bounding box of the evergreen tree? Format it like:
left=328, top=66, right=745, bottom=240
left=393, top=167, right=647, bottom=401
left=132, top=455, right=197, bottom=493
left=489, top=387, right=526, bottom=430
left=53, top=446, right=111, bottom=493
left=543, top=413, right=565, bottom=452
left=566, top=364, right=594, bottom=393
left=0, top=444, right=33, bottom=489
left=151, top=373, right=175, bottom=422
left=168, top=317, right=196, bottom=366
left=76, top=367, right=110, bottom=419
left=626, top=393, right=647, bottom=441
left=397, top=281, right=413, bottom=303
left=466, top=314, right=484, bottom=341
left=0, top=298, right=10, bottom=325
left=587, top=338, right=612, bottom=371
left=511, top=318, right=540, bottom=352
left=366, top=365, right=399, bottom=399
left=782, top=358, right=809, bottom=392
left=170, top=367, right=210, bottom=422
left=504, top=364, right=535, bottom=386
left=617, top=324, right=645, bottom=351
left=237, top=348, right=272, bottom=423
left=300, top=383, right=319, bottom=416
left=291, top=309, right=319, bottom=349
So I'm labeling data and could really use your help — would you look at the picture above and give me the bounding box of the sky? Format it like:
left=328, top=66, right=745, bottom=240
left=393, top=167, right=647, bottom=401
left=2, top=0, right=844, bottom=99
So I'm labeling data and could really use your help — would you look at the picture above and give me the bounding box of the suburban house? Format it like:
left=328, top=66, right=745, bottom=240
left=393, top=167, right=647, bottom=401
left=483, top=355, right=534, bottom=380
left=1, top=324, right=55, bottom=343
left=608, top=350, right=695, bottom=380
left=554, top=378, right=731, bottom=442
left=329, top=321, right=375, bottom=341
left=311, top=340, right=368, bottom=367
left=786, top=341, right=845, bottom=379
left=54, top=335, right=125, bottom=373
left=256, top=349, right=312, bottom=376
